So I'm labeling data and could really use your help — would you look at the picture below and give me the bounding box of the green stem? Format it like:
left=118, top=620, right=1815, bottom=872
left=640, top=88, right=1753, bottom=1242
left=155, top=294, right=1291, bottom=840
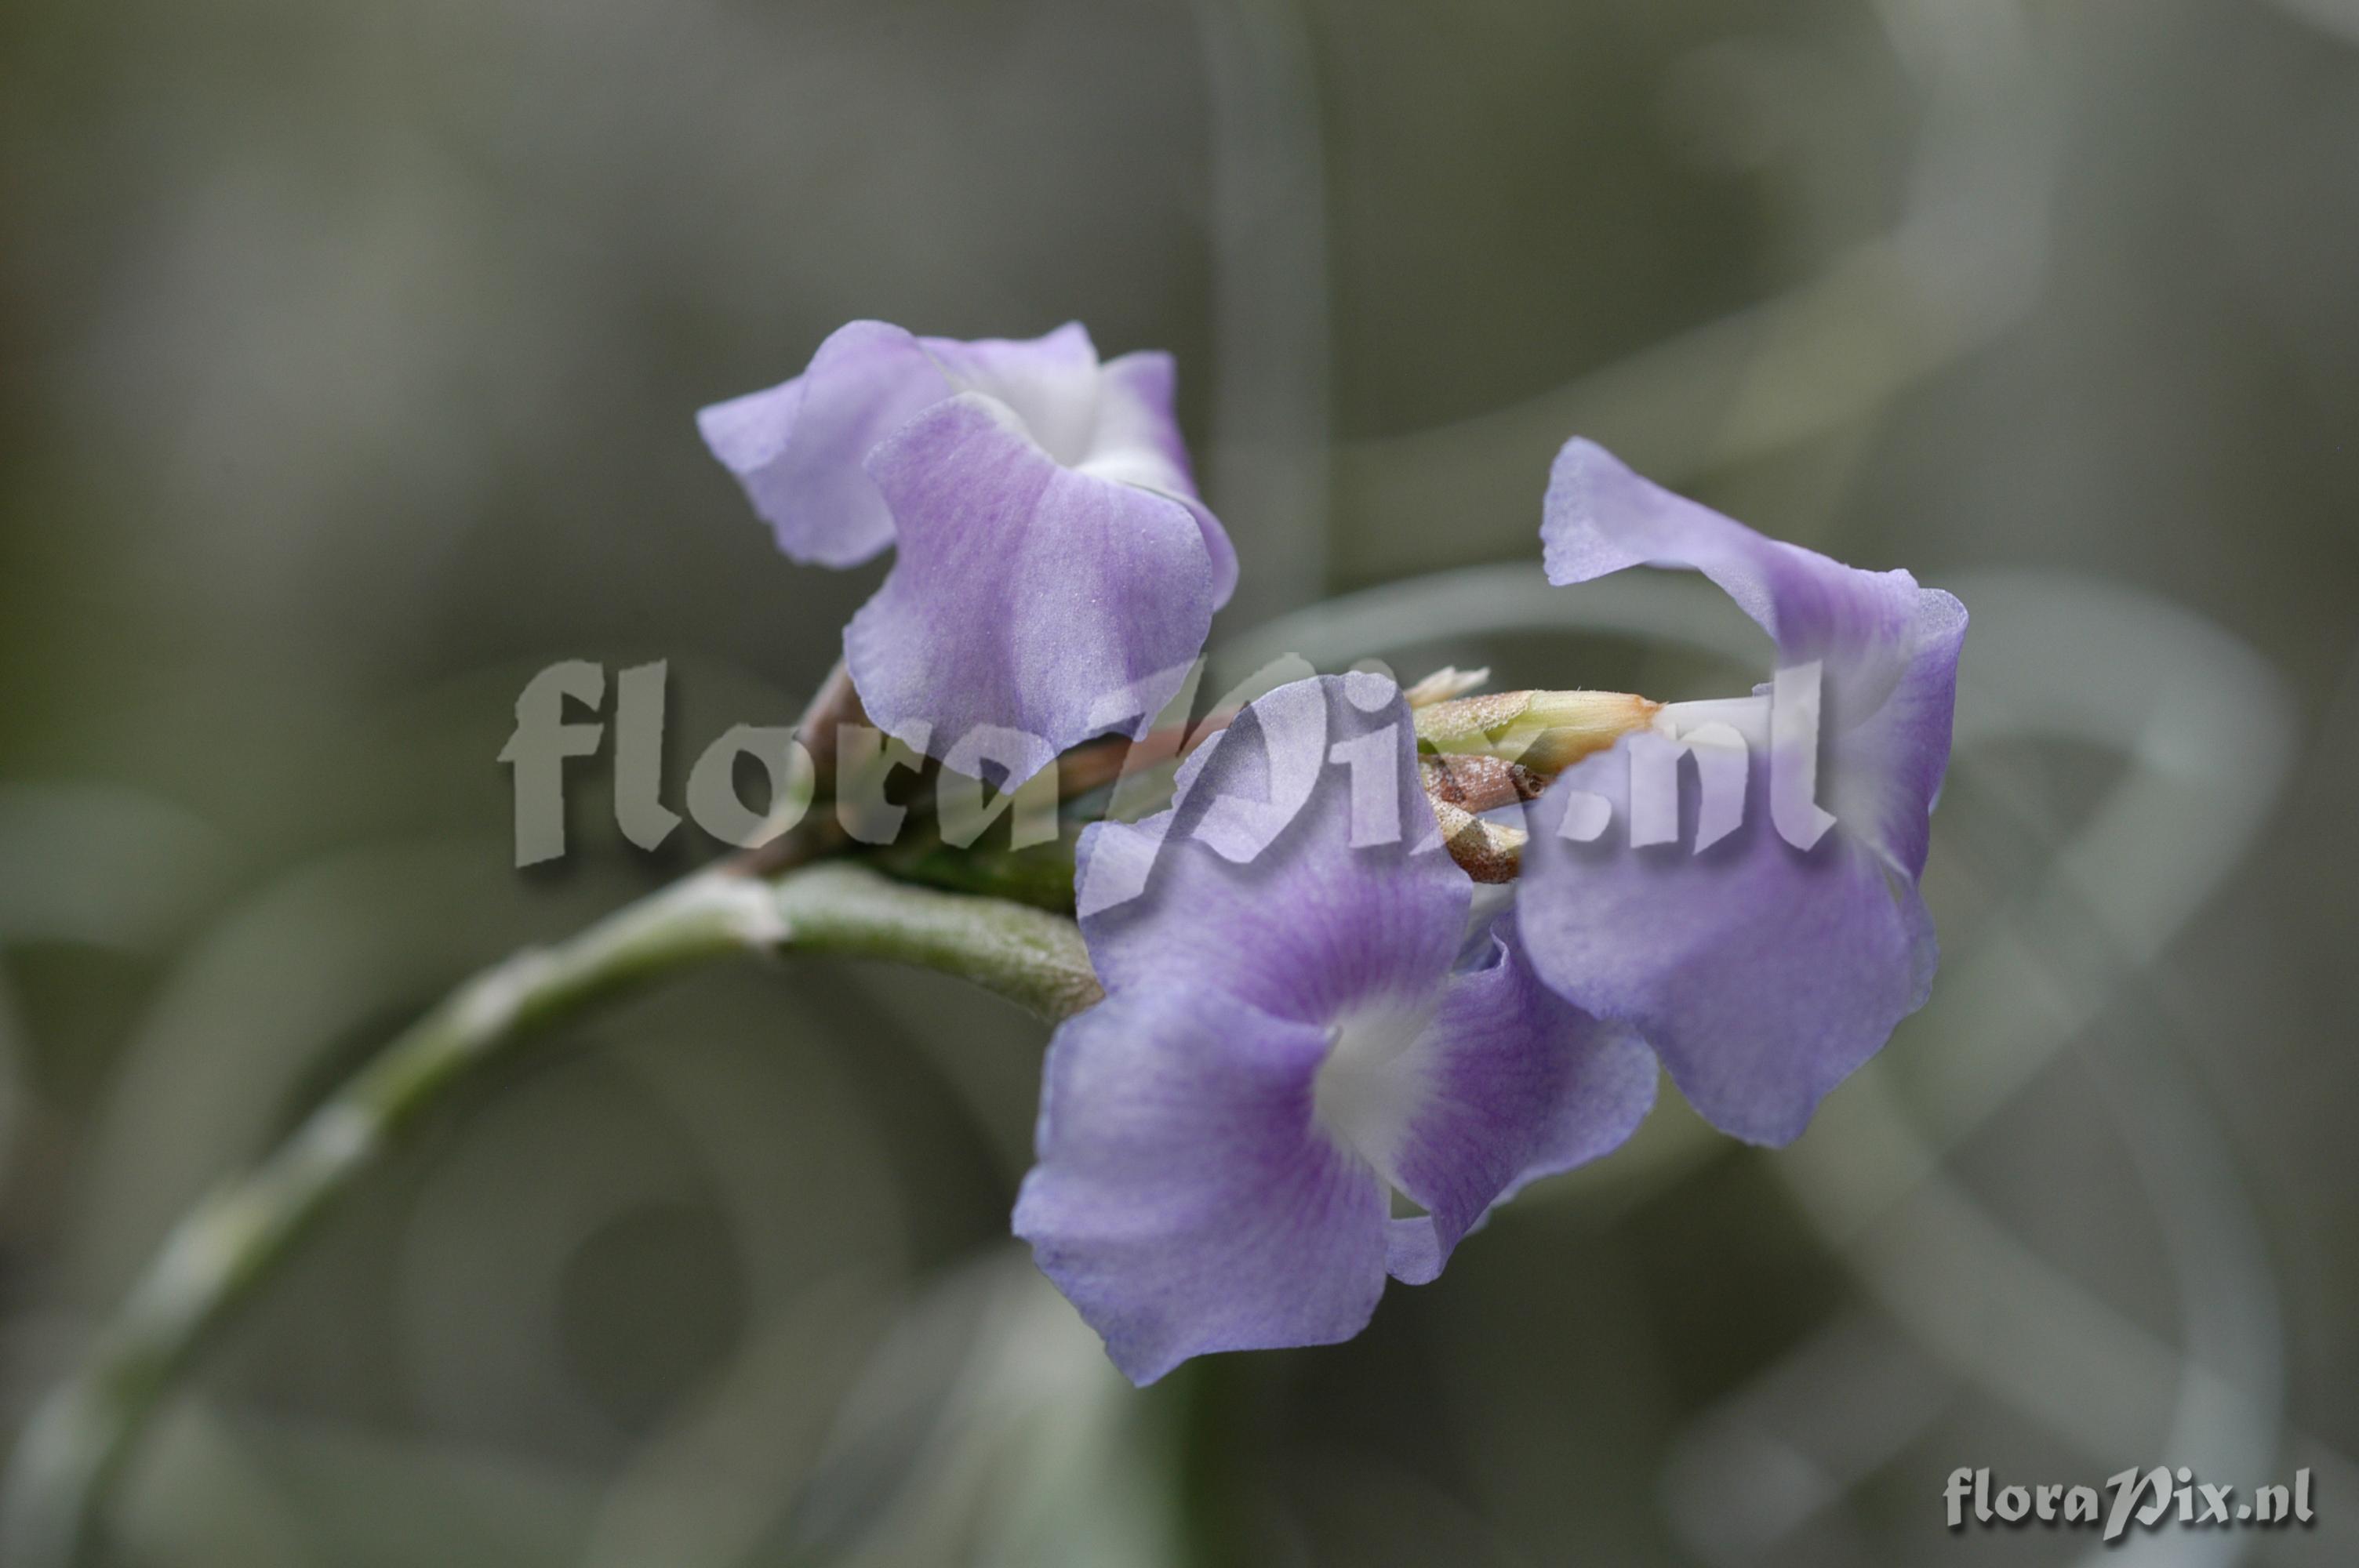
left=0, top=862, right=1100, bottom=1568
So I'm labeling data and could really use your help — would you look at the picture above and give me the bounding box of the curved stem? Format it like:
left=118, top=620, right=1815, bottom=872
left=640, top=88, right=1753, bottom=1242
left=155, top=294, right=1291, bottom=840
left=0, top=862, right=1100, bottom=1568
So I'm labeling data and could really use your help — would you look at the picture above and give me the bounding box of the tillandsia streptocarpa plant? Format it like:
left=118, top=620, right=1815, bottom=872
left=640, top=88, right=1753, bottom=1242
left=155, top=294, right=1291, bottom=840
left=0, top=319, right=1964, bottom=1566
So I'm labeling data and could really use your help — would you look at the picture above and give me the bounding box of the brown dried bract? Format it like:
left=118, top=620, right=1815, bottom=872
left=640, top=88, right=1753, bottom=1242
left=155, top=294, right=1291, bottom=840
left=1428, top=798, right=1527, bottom=884
left=1419, top=753, right=1543, bottom=814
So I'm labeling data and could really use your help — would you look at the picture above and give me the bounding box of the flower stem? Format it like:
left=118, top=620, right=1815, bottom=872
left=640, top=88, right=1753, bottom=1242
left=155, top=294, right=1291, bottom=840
left=0, top=862, right=1100, bottom=1568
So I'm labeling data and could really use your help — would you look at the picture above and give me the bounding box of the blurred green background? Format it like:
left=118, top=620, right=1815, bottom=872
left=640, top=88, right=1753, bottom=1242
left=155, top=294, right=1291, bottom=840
left=3, top=0, right=2357, bottom=1563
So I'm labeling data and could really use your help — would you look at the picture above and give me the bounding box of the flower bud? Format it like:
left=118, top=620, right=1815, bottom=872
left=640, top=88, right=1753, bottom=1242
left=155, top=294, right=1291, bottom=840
left=1412, top=689, right=1659, bottom=777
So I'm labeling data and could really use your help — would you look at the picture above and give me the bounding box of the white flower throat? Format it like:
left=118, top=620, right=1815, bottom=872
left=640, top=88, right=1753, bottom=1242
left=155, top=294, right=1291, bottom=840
left=1310, top=998, right=1438, bottom=1196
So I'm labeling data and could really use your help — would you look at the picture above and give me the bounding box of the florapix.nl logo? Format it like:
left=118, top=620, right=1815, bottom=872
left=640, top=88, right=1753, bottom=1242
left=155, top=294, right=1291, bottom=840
left=1945, top=1466, right=2314, bottom=1541
left=499, top=657, right=1845, bottom=906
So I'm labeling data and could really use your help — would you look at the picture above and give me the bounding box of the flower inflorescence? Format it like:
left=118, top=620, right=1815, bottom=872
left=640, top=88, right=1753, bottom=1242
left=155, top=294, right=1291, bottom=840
left=698, top=321, right=1967, bottom=1380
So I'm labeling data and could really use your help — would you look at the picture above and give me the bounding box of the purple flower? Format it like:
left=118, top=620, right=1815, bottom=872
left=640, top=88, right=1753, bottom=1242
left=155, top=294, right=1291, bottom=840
left=699, top=321, right=1237, bottom=784
left=1015, top=674, right=1656, bottom=1384
left=1515, top=439, right=1967, bottom=1145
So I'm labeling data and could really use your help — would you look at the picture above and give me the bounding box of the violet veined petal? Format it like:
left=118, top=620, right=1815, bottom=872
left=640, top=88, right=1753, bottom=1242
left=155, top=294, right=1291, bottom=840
left=845, top=392, right=1218, bottom=786
left=696, top=320, right=948, bottom=568
left=1085, top=350, right=1238, bottom=607
left=1074, top=673, right=1467, bottom=1025
left=1542, top=437, right=1955, bottom=735
left=915, top=328, right=1234, bottom=604
left=701, top=321, right=1238, bottom=775
left=1013, top=985, right=1389, bottom=1386
left=1826, top=586, right=1968, bottom=880
left=1518, top=746, right=1937, bottom=1145
left=1521, top=437, right=1963, bottom=1142
left=916, top=321, right=1105, bottom=466
left=1372, top=919, right=1658, bottom=1283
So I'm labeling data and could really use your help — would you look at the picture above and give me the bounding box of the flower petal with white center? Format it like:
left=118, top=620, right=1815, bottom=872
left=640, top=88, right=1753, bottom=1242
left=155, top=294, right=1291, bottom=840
left=1023, top=676, right=1655, bottom=1379
left=847, top=393, right=1217, bottom=786
left=697, top=321, right=1237, bottom=783
left=1014, top=985, right=1388, bottom=1387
